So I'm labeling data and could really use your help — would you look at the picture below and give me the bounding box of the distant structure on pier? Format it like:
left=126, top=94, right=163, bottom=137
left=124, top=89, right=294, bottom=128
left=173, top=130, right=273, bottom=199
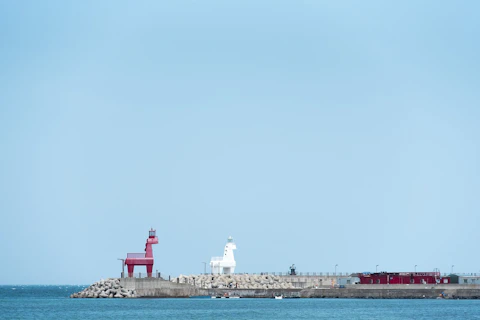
left=289, top=264, right=297, bottom=276
left=210, top=236, right=236, bottom=274
left=125, top=228, right=158, bottom=277
left=358, top=271, right=450, bottom=284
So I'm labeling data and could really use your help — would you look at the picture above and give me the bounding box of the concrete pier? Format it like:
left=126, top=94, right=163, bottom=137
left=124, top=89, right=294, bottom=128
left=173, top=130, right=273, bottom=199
left=120, top=277, right=480, bottom=299
left=205, top=284, right=480, bottom=299
left=72, top=277, right=480, bottom=299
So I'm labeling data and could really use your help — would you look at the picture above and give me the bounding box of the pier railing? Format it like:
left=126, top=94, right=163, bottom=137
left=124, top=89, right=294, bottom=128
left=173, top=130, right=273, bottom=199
left=252, top=272, right=354, bottom=277
left=121, top=272, right=480, bottom=280
left=121, top=272, right=170, bottom=280
left=199, top=272, right=480, bottom=277
left=201, top=272, right=356, bottom=277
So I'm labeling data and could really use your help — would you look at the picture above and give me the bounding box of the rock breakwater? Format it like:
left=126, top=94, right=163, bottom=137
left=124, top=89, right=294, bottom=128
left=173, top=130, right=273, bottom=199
left=172, top=274, right=295, bottom=289
left=70, top=278, right=135, bottom=298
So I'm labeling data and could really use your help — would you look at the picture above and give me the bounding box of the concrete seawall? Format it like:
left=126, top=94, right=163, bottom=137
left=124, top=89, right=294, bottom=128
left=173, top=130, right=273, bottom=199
left=120, top=278, right=202, bottom=298
left=119, top=278, right=480, bottom=299
left=301, top=285, right=480, bottom=299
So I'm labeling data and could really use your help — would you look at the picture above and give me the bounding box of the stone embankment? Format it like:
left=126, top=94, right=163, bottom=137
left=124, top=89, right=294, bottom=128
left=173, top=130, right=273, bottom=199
left=172, top=274, right=295, bottom=290
left=70, top=278, right=135, bottom=298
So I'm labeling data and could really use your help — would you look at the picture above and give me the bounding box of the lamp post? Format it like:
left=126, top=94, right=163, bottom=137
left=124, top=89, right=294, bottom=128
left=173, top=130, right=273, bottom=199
left=117, top=258, right=125, bottom=278
left=335, top=264, right=338, bottom=276
left=376, top=265, right=379, bottom=273
left=451, top=265, right=454, bottom=274
left=202, top=262, right=207, bottom=275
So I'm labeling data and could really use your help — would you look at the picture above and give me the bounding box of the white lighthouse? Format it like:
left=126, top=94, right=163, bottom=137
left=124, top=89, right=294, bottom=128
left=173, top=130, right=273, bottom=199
left=210, top=236, right=237, bottom=274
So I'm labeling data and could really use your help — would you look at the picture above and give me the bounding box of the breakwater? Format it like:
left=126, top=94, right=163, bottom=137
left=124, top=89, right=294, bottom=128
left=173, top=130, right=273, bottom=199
left=70, top=276, right=480, bottom=299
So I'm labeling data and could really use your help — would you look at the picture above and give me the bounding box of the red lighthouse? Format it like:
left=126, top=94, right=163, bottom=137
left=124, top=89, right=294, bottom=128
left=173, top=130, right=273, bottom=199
left=125, top=228, right=158, bottom=277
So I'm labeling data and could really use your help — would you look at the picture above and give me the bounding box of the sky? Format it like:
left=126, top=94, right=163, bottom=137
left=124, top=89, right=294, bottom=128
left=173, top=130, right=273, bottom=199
left=0, top=0, right=479, bottom=285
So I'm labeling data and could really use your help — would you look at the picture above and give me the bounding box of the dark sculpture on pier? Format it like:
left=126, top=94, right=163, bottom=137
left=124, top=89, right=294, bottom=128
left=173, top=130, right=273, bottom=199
left=289, top=264, right=296, bottom=276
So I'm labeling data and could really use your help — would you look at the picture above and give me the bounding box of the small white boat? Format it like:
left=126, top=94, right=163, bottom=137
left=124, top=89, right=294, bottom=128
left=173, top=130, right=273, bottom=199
left=274, top=295, right=283, bottom=299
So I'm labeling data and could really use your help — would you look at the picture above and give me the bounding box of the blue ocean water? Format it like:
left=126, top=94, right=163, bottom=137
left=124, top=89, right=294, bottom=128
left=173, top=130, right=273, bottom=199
left=1, top=285, right=480, bottom=319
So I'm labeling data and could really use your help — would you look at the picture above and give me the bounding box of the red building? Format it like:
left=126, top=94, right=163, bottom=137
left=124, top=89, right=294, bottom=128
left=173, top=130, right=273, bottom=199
left=358, top=272, right=450, bottom=284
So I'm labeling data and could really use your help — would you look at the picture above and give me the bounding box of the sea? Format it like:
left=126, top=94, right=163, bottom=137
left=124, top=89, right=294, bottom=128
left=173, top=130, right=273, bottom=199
left=1, top=285, right=480, bottom=319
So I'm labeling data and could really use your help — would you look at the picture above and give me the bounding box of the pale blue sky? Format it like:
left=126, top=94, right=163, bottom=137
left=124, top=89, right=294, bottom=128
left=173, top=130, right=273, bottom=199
left=1, top=1, right=479, bottom=284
